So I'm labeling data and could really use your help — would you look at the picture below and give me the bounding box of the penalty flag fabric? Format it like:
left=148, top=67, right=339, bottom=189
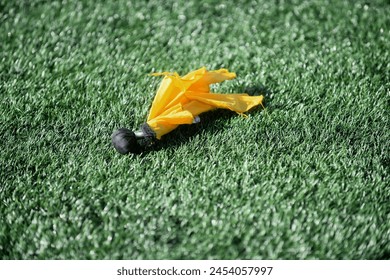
left=146, top=67, right=264, bottom=139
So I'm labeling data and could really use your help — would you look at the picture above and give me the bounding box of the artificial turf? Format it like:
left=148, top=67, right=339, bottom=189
left=0, top=0, right=389, bottom=259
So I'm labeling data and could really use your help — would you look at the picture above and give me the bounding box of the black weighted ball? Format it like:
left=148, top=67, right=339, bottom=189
left=112, top=128, right=140, bottom=154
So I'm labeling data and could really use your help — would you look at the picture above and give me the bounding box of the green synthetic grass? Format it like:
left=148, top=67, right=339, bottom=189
left=1, top=0, right=389, bottom=259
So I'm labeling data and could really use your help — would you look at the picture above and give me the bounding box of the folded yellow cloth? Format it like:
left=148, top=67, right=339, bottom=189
left=147, top=67, right=264, bottom=139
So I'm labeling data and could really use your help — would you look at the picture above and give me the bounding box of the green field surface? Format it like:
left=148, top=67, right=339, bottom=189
left=1, top=0, right=389, bottom=259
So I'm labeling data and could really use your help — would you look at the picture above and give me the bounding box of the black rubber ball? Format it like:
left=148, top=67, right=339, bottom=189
left=112, top=128, right=139, bottom=154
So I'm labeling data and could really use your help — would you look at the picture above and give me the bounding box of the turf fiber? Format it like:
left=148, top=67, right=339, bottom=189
left=0, top=0, right=389, bottom=259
